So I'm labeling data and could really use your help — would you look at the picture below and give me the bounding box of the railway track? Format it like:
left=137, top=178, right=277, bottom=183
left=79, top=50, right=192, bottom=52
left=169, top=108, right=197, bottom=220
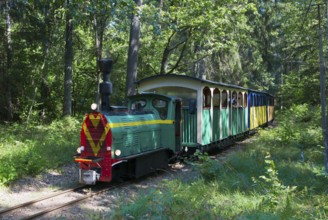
left=0, top=182, right=126, bottom=220
left=0, top=139, right=252, bottom=220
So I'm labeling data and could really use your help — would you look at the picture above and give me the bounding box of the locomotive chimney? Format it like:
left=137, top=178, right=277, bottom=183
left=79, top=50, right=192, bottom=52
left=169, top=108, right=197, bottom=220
left=98, top=58, right=113, bottom=111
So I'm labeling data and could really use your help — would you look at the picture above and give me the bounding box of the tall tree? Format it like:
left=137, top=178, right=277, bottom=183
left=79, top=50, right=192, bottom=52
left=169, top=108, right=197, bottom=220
left=126, top=0, right=142, bottom=97
left=63, top=0, right=74, bottom=116
left=3, top=0, right=13, bottom=121
left=317, top=4, right=328, bottom=173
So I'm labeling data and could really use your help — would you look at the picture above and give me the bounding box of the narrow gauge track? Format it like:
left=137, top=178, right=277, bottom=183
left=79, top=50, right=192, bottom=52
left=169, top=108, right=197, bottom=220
left=0, top=182, right=127, bottom=220
left=0, top=138, right=253, bottom=220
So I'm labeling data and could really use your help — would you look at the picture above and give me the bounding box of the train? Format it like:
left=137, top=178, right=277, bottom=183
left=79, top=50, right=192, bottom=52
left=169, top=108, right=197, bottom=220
left=74, top=59, right=274, bottom=185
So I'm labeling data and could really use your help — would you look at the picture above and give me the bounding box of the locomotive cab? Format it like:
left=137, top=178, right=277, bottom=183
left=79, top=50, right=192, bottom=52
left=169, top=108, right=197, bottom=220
left=127, top=93, right=182, bottom=153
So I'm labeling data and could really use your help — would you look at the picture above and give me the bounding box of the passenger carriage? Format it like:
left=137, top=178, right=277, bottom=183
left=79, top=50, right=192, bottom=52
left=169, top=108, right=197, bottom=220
left=137, top=74, right=262, bottom=151
left=248, top=89, right=275, bottom=130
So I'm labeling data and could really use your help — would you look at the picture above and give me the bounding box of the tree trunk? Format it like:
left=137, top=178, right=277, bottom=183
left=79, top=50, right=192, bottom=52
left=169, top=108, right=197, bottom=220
left=27, top=4, right=50, bottom=125
left=40, top=4, right=51, bottom=118
left=5, top=0, right=13, bottom=121
left=160, top=46, right=170, bottom=75
left=159, top=31, right=178, bottom=75
left=126, top=0, right=142, bottom=97
left=317, top=5, right=328, bottom=173
left=158, top=0, right=163, bottom=9
left=93, top=13, right=105, bottom=111
left=63, top=0, right=73, bottom=116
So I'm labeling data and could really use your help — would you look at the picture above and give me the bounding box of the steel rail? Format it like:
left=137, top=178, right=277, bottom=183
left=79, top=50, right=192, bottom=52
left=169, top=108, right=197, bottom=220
left=21, top=182, right=128, bottom=220
left=0, top=185, right=86, bottom=215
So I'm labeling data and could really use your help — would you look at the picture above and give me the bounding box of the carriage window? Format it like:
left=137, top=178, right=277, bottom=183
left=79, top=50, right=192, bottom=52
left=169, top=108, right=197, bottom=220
left=213, top=88, right=220, bottom=108
left=259, top=96, right=262, bottom=106
left=131, top=99, right=147, bottom=111
left=238, top=92, right=243, bottom=107
left=203, top=87, right=211, bottom=108
left=262, top=96, right=265, bottom=106
left=244, top=93, right=248, bottom=107
left=152, top=98, right=168, bottom=119
left=222, top=90, right=228, bottom=108
left=231, top=91, right=238, bottom=108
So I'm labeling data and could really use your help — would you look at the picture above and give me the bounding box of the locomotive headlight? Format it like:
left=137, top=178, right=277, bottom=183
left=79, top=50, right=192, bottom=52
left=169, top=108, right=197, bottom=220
left=107, top=146, right=111, bottom=151
left=77, top=146, right=85, bottom=154
left=91, top=103, right=97, bottom=111
left=115, top=149, right=121, bottom=156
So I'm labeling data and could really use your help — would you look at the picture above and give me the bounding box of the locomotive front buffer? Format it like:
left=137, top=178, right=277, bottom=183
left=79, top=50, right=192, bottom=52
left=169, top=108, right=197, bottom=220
left=75, top=156, right=104, bottom=185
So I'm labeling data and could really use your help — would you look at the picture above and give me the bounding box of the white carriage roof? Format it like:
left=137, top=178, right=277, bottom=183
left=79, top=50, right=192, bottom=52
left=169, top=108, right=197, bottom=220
left=137, top=74, right=273, bottom=96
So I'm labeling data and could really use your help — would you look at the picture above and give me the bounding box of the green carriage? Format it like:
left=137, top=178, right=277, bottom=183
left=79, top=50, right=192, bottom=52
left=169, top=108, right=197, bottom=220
left=137, top=74, right=249, bottom=150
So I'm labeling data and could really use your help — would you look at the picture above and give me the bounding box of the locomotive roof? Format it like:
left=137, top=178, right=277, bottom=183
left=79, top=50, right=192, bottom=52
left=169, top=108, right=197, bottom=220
left=137, top=74, right=272, bottom=96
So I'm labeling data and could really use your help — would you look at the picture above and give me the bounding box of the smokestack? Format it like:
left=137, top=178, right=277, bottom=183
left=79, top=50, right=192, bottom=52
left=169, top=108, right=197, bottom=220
left=98, top=58, right=113, bottom=111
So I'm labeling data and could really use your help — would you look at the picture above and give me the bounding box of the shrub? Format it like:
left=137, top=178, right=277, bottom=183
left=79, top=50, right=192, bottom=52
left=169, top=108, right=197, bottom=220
left=0, top=117, right=80, bottom=186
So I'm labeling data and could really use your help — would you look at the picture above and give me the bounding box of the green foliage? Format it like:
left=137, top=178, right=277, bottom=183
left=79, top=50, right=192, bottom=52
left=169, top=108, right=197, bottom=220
left=271, top=104, right=322, bottom=151
left=0, top=117, right=80, bottom=185
left=1, top=0, right=289, bottom=121
left=252, top=153, right=297, bottom=212
left=0, top=0, right=325, bottom=121
left=194, top=150, right=223, bottom=181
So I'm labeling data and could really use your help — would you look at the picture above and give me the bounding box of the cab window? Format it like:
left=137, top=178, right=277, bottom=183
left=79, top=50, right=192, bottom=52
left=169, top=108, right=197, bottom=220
left=131, top=99, right=147, bottom=111
left=152, top=98, right=168, bottom=119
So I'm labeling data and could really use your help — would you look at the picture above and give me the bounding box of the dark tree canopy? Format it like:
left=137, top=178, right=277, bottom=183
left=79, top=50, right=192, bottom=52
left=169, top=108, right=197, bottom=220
left=0, top=0, right=326, bottom=122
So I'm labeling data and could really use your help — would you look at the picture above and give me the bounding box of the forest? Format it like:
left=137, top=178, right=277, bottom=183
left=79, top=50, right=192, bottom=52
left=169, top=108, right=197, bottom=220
left=1, top=0, right=322, bottom=122
left=0, top=0, right=328, bottom=218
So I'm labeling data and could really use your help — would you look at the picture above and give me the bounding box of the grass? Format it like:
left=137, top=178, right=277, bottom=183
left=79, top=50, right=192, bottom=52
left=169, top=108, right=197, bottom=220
left=0, top=117, right=80, bottom=186
left=109, top=135, right=327, bottom=219
left=109, top=104, right=328, bottom=219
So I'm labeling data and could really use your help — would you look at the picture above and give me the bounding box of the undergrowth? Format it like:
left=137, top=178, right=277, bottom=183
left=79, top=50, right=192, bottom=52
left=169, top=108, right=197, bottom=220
left=109, top=104, right=328, bottom=219
left=0, top=117, right=80, bottom=186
